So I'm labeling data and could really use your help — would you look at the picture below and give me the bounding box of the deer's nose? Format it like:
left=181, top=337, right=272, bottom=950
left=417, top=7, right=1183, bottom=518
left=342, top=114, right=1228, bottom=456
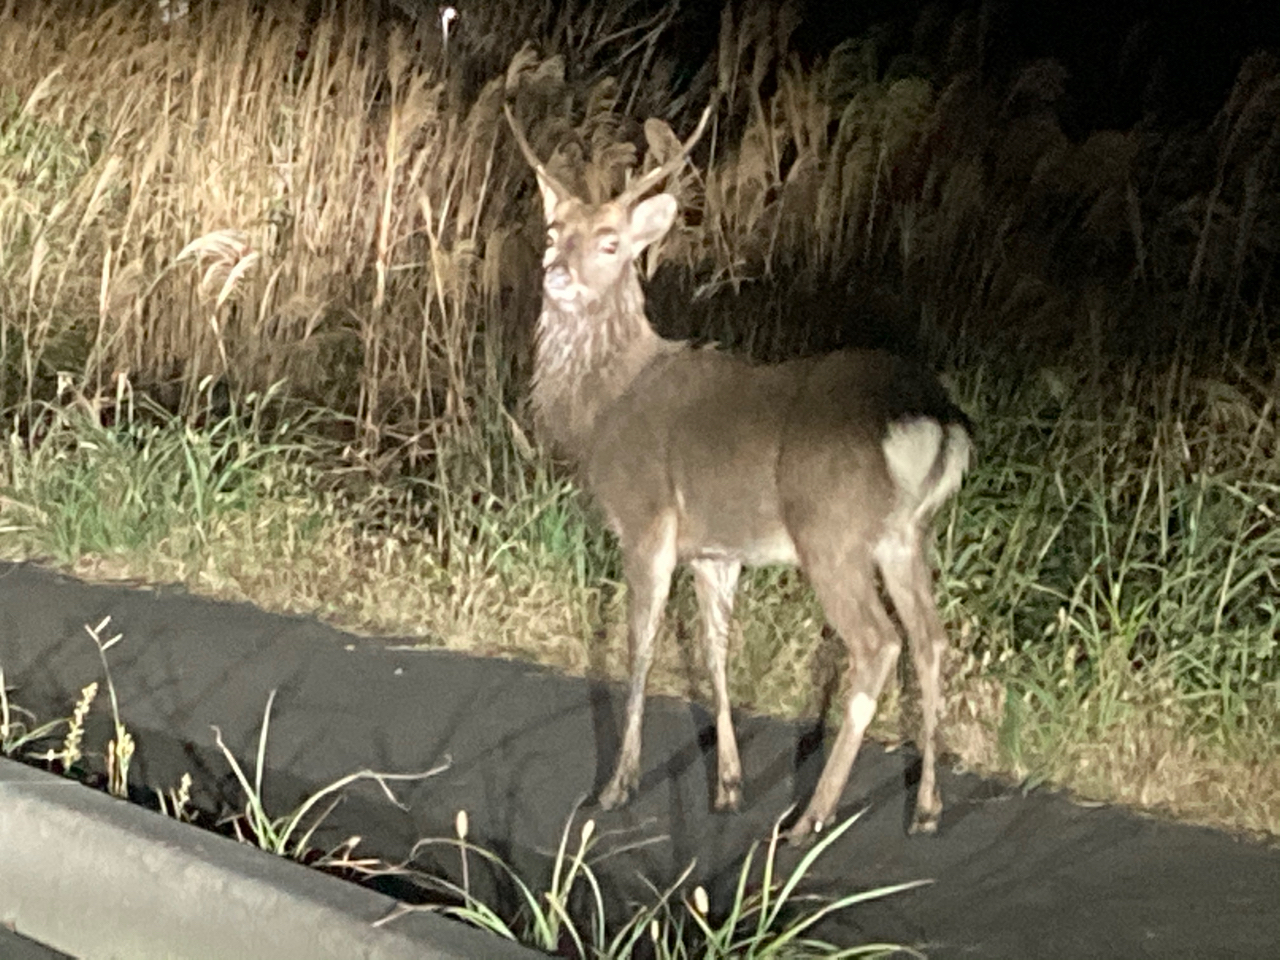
left=545, top=265, right=572, bottom=292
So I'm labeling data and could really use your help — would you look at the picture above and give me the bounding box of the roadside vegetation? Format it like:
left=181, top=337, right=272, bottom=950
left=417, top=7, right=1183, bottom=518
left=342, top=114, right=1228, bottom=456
left=2, top=637, right=917, bottom=958
left=0, top=0, right=1276, bottom=872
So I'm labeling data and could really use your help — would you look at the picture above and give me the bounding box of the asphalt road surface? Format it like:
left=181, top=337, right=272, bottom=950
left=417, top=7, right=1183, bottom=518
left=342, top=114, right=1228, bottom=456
left=0, top=561, right=1275, bottom=958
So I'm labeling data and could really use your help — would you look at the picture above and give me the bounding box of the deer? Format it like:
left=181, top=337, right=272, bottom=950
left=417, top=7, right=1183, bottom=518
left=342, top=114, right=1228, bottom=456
left=504, top=102, right=971, bottom=841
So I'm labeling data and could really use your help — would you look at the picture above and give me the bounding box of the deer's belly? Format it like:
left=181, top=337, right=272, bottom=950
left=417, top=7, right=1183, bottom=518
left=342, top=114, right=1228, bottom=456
left=674, top=486, right=799, bottom=567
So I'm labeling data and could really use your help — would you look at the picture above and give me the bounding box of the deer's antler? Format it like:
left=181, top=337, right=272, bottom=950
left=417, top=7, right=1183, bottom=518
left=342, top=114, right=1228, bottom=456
left=504, top=99, right=717, bottom=208
left=615, top=100, right=716, bottom=207
left=503, top=104, right=574, bottom=205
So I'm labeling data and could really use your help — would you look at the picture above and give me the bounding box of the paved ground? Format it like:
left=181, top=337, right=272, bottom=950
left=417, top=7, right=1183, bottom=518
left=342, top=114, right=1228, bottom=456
left=0, top=926, right=71, bottom=960
left=0, top=560, right=1276, bottom=959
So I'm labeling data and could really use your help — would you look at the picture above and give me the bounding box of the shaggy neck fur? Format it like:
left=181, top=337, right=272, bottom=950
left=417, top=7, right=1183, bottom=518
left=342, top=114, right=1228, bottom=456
left=531, top=271, right=662, bottom=464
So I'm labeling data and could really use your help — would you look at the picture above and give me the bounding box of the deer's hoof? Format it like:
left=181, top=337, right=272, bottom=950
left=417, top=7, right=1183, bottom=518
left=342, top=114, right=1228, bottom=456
left=714, top=779, right=742, bottom=812
left=597, top=776, right=634, bottom=811
left=909, top=808, right=940, bottom=835
left=785, top=811, right=824, bottom=847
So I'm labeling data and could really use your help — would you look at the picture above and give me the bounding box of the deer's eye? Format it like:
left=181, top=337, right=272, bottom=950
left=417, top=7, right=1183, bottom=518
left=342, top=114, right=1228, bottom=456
left=598, top=234, right=619, bottom=255
left=545, top=229, right=558, bottom=248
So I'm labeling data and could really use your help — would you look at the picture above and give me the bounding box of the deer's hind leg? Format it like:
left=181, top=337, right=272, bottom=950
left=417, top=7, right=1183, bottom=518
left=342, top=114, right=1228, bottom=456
left=787, top=542, right=903, bottom=844
left=877, top=530, right=949, bottom=833
left=690, top=557, right=744, bottom=811
left=598, top=510, right=678, bottom=810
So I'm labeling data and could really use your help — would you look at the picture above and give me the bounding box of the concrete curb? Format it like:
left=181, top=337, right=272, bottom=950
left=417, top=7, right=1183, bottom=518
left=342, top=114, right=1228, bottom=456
left=0, top=758, right=544, bottom=960
left=0, top=925, right=72, bottom=960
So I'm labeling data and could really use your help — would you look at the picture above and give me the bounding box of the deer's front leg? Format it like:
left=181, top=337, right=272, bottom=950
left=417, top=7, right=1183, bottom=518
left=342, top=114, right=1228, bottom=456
left=598, top=513, right=678, bottom=809
left=691, top=558, right=744, bottom=811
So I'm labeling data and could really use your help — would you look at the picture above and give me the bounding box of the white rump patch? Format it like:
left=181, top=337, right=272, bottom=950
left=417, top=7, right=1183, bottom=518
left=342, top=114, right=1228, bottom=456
left=883, top=418, right=971, bottom=520
left=883, top=418, right=944, bottom=499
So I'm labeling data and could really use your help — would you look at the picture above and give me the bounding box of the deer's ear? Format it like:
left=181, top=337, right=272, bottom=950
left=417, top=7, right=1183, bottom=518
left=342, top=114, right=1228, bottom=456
left=628, top=194, right=678, bottom=253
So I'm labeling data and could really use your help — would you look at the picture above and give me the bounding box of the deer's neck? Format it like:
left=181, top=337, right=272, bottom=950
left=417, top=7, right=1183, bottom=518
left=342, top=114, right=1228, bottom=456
left=531, top=275, right=663, bottom=462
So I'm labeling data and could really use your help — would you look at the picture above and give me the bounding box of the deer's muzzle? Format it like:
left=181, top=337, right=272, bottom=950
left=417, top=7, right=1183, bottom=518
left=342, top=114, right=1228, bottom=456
left=544, top=265, right=580, bottom=302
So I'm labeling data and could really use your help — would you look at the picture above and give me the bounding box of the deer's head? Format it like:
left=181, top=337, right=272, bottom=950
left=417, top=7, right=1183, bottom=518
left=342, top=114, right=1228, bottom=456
left=505, top=105, right=712, bottom=309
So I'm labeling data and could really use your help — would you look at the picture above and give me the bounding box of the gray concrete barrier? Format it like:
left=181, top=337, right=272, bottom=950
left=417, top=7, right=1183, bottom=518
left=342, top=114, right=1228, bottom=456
left=0, top=758, right=544, bottom=960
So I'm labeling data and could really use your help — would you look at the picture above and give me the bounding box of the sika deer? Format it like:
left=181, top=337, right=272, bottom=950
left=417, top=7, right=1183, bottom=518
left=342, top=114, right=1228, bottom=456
left=505, top=104, right=971, bottom=840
